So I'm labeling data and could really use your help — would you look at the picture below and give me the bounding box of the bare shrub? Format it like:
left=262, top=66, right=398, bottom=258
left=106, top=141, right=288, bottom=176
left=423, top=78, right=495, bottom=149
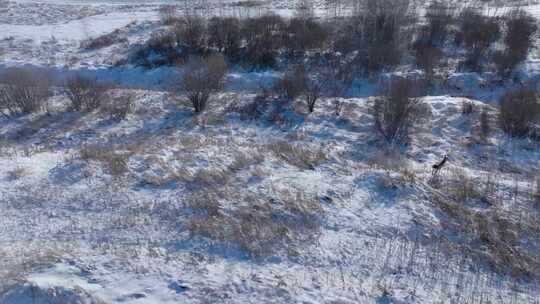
left=100, top=93, right=133, bottom=121
left=268, top=140, right=327, bottom=170
left=479, top=106, right=491, bottom=140
left=494, top=9, right=537, bottom=79
left=65, top=75, right=110, bottom=112
left=273, top=66, right=306, bottom=102
left=461, top=100, right=475, bottom=115
left=533, top=177, right=540, bottom=205
left=303, top=73, right=322, bottom=113
left=0, top=68, right=50, bottom=117
left=449, top=168, right=478, bottom=202
left=241, top=14, right=285, bottom=68
left=159, top=5, right=178, bottom=25
left=499, top=89, right=540, bottom=138
left=456, top=9, right=501, bottom=71
left=373, top=77, right=424, bottom=144
left=180, top=55, right=228, bottom=113
left=207, top=17, right=241, bottom=58
left=173, top=13, right=207, bottom=51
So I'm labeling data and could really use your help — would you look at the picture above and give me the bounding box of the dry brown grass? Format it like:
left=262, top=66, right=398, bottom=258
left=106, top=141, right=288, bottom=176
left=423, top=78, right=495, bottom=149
left=268, top=140, right=327, bottom=170
left=448, top=168, right=479, bottom=202
left=430, top=180, right=540, bottom=280
left=80, top=145, right=130, bottom=177
left=186, top=188, right=323, bottom=258
left=6, top=167, right=28, bottom=180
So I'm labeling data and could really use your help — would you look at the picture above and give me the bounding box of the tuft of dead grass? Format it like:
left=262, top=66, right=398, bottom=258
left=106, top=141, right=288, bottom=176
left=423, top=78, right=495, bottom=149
left=185, top=188, right=324, bottom=258
left=6, top=167, right=28, bottom=181
left=80, top=145, right=130, bottom=177
left=268, top=140, right=327, bottom=170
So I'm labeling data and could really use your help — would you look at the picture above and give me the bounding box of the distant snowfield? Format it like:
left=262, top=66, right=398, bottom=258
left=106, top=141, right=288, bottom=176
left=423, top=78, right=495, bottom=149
left=1, top=11, right=158, bottom=42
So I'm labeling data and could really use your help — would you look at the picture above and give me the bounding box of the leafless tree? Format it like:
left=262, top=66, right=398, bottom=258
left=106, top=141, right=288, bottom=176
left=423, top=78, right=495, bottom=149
left=0, top=68, right=50, bottom=118
left=180, top=55, right=228, bottom=113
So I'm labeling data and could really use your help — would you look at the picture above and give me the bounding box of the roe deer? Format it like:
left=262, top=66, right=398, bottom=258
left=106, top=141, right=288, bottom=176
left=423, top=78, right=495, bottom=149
left=431, top=154, right=448, bottom=176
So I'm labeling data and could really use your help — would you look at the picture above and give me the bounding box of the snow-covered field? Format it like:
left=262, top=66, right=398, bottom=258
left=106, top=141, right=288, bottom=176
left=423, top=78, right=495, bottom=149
left=1, top=0, right=540, bottom=303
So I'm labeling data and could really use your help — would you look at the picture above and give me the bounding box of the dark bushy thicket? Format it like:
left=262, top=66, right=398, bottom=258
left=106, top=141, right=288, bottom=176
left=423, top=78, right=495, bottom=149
left=334, top=0, right=416, bottom=75
left=499, top=89, right=540, bottom=139
left=132, top=2, right=536, bottom=85
left=456, top=9, right=500, bottom=72
left=208, top=17, right=242, bottom=59
left=494, top=10, right=537, bottom=79
left=241, top=14, right=286, bottom=69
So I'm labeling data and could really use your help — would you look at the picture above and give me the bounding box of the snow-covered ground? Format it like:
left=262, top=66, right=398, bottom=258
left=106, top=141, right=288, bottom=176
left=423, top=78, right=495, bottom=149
left=1, top=0, right=540, bottom=303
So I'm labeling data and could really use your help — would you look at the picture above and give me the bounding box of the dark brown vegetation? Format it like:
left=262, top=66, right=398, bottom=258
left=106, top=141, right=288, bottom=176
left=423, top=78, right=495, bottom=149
left=494, top=9, right=538, bottom=78
left=180, top=54, right=228, bottom=113
left=64, top=75, right=110, bottom=112
left=373, top=77, right=425, bottom=144
left=0, top=68, right=50, bottom=118
left=499, top=89, right=540, bottom=138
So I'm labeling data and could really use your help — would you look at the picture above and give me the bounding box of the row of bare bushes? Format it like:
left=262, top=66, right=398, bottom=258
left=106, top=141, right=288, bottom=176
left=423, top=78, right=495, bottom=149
left=0, top=68, right=132, bottom=121
left=146, top=1, right=537, bottom=80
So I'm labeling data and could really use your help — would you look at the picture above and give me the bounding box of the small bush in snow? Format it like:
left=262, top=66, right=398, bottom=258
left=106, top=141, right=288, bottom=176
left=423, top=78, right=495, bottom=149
left=373, top=77, right=424, bottom=144
left=100, top=93, right=133, bottom=121
left=180, top=55, right=228, bottom=113
left=461, top=100, right=475, bottom=115
left=65, top=75, right=110, bottom=112
left=0, top=68, right=50, bottom=118
left=479, top=106, right=491, bottom=140
left=273, top=65, right=307, bottom=102
left=499, top=89, right=540, bottom=138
